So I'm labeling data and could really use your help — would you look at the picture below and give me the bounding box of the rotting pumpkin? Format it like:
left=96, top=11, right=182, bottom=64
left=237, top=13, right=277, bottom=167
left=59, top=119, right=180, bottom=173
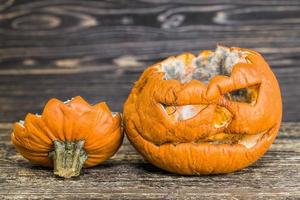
left=123, top=45, right=282, bottom=175
left=11, top=96, right=123, bottom=178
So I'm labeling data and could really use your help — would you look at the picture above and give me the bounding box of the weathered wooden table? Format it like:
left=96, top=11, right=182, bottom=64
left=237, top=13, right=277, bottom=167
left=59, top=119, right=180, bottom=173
left=1, top=0, right=300, bottom=199
left=0, top=123, right=299, bottom=199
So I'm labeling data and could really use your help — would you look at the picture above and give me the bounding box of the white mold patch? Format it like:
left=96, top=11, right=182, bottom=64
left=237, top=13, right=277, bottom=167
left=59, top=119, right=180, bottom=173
left=161, top=57, right=187, bottom=82
left=161, top=45, right=247, bottom=84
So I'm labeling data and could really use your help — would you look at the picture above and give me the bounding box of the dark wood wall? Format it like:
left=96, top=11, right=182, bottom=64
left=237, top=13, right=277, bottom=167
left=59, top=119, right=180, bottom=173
left=0, top=0, right=299, bottom=122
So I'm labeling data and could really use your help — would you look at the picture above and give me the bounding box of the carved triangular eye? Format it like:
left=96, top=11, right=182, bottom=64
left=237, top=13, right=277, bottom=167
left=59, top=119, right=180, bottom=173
left=224, top=84, right=259, bottom=104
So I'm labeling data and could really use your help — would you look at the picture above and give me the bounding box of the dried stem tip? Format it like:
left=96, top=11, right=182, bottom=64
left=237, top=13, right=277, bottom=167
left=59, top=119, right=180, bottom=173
left=49, top=140, right=88, bottom=178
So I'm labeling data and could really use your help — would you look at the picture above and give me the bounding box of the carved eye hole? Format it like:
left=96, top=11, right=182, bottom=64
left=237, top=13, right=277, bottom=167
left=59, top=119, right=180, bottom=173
left=224, top=84, right=259, bottom=104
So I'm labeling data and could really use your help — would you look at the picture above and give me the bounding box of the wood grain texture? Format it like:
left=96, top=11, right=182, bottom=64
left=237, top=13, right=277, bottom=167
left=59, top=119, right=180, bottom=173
left=0, top=0, right=300, bottom=122
left=0, top=1, right=299, bottom=197
left=0, top=122, right=299, bottom=199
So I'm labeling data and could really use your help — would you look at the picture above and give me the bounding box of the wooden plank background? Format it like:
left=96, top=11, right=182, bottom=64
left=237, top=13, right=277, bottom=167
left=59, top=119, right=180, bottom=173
left=0, top=0, right=300, bottom=122
left=0, top=1, right=300, bottom=199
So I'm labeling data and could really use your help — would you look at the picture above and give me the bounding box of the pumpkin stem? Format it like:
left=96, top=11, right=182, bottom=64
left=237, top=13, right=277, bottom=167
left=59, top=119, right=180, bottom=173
left=49, top=140, right=88, bottom=178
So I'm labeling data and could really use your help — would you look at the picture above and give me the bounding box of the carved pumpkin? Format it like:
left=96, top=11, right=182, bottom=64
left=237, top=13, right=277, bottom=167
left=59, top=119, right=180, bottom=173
left=123, top=45, right=282, bottom=174
left=11, top=96, right=123, bottom=178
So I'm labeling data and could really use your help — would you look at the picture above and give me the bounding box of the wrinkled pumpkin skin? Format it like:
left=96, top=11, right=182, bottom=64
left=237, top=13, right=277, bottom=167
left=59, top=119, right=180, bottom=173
left=123, top=47, right=282, bottom=175
left=12, top=96, right=123, bottom=172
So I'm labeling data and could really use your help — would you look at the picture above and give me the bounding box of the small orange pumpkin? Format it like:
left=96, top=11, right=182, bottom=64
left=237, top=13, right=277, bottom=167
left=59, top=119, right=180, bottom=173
left=11, top=96, right=123, bottom=178
left=123, top=45, right=282, bottom=175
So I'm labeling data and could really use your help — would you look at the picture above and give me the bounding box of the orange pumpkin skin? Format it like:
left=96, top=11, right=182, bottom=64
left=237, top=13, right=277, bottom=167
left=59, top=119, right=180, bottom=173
left=11, top=96, right=123, bottom=176
left=123, top=46, right=282, bottom=175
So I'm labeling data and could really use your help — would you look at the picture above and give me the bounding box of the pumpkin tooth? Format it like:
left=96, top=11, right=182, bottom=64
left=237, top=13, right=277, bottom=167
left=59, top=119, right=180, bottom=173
left=213, top=105, right=233, bottom=128
left=238, top=130, right=268, bottom=149
left=162, top=104, right=207, bottom=121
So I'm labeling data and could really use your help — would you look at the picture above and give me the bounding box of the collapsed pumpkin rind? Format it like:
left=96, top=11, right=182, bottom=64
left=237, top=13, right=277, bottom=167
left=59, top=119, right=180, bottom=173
left=11, top=96, right=123, bottom=171
left=123, top=46, right=282, bottom=175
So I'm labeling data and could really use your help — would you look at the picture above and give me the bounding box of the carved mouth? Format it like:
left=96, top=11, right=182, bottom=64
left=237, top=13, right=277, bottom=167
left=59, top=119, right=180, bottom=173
left=160, top=103, right=269, bottom=149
